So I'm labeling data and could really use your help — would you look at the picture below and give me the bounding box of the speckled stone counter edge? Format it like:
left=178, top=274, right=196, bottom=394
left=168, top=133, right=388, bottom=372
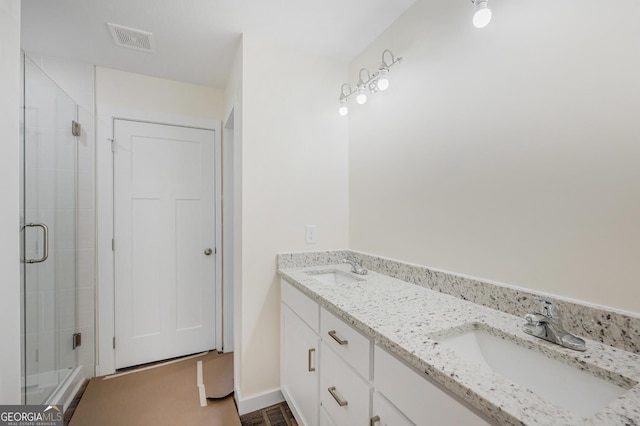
left=277, top=250, right=640, bottom=354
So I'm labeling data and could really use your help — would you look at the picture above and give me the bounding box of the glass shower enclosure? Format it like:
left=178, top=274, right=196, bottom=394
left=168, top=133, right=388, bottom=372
left=20, top=54, right=94, bottom=406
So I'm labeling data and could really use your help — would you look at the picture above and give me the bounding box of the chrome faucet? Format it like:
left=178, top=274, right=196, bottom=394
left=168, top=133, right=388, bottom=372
left=523, top=300, right=586, bottom=351
left=342, top=258, right=367, bottom=275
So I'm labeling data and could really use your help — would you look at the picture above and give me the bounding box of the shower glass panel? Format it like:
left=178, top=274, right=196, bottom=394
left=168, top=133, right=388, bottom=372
left=21, top=55, right=79, bottom=405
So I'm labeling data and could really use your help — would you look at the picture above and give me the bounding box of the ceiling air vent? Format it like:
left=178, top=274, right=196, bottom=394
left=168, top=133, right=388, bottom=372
left=107, top=23, right=156, bottom=53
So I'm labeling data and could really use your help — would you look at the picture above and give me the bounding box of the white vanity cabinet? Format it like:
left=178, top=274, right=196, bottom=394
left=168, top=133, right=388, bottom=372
left=320, top=307, right=372, bottom=380
left=281, top=278, right=494, bottom=426
left=320, top=340, right=372, bottom=425
left=374, top=345, right=491, bottom=426
left=371, top=392, right=414, bottom=426
left=320, top=406, right=338, bottom=426
left=281, top=282, right=321, bottom=426
left=318, top=306, right=373, bottom=425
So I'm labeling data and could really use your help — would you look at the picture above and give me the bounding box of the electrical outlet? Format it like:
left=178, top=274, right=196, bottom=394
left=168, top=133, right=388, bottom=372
left=305, top=225, right=317, bottom=244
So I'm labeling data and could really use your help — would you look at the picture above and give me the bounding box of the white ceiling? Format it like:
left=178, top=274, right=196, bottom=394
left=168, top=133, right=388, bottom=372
left=21, top=0, right=417, bottom=88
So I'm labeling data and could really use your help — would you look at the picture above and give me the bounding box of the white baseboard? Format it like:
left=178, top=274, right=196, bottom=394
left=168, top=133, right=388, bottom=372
left=234, top=387, right=284, bottom=416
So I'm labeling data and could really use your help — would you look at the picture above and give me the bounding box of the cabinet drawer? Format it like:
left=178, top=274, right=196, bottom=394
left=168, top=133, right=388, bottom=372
left=320, top=307, right=371, bottom=380
left=282, top=279, right=320, bottom=332
left=320, top=341, right=371, bottom=426
left=371, top=392, right=414, bottom=426
left=374, top=345, right=491, bottom=426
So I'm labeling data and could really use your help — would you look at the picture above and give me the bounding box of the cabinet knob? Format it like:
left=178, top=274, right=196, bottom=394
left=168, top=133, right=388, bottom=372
left=204, top=248, right=213, bottom=256
left=370, top=416, right=381, bottom=426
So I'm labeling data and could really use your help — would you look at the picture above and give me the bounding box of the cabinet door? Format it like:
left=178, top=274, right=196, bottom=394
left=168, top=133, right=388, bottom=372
left=282, top=303, right=320, bottom=426
left=371, top=392, right=414, bottom=426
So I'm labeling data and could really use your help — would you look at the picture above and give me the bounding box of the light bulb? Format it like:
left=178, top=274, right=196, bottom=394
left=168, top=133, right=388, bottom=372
left=356, top=88, right=367, bottom=105
left=377, top=77, right=390, bottom=91
left=338, top=104, right=348, bottom=116
left=377, top=69, right=390, bottom=91
left=473, top=1, right=492, bottom=28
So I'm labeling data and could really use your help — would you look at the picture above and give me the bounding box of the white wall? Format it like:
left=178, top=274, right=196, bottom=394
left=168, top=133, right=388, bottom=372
left=223, top=41, right=245, bottom=407
left=235, top=33, right=350, bottom=405
left=95, top=68, right=225, bottom=374
left=96, top=67, right=225, bottom=120
left=0, top=0, right=21, bottom=404
left=25, top=54, right=94, bottom=113
left=349, top=0, right=640, bottom=313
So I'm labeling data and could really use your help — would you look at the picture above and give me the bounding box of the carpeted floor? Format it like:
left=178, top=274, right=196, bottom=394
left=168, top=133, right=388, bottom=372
left=239, top=402, right=298, bottom=426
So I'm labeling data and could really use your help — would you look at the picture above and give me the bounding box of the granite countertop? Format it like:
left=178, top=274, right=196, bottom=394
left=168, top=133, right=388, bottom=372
left=278, top=264, right=640, bottom=426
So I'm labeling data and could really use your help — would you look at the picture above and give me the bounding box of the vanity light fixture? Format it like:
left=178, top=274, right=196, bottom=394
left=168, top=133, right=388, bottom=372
left=338, top=84, right=350, bottom=116
left=356, top=69, right=370, bottom=104
left=471, top=0, right=492, bottom=28
left=337, top=49, right=402, bottom=116
left=376, top=50, right=399, bottom=91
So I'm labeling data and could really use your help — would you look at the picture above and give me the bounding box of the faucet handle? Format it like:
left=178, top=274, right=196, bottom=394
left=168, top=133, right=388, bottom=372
left=538, top=299, right=552, bottom=315
left=537, top=299, right=562, bottom=324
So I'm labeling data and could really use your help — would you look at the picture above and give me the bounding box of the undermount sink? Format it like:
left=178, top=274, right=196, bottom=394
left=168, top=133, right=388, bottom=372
left=435, top=325, right=632, bottom=418
left=306, top=270, right=364, bottom=285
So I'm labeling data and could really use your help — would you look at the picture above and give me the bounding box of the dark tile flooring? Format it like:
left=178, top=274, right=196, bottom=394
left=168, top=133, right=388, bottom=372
left=240, top=402, right=298, bottom=426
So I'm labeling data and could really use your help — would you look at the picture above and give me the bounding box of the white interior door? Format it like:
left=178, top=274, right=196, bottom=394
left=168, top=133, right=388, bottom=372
left=113, top=119, right=216, bottom=369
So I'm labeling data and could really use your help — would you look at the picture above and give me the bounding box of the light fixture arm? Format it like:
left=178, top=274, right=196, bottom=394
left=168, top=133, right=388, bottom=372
left=380, top=49, right=401, bottom=69
left=358, top=68, right=372, bottom=86
left=340, top=83, right=352, bottom=100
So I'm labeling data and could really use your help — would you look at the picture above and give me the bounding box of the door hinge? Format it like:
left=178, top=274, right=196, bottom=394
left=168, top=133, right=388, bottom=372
left=113, top=337, right=116, bottom=349
left=72, top=121, right=81, bottom=137
left=112, top=238, right=115, bottom=251
left=109, top=138, right=117, bottom=153
left=73, top=332, right=82, bottom=350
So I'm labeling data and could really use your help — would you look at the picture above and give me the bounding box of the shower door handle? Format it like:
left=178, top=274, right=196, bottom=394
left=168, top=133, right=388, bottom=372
left=21, top=223, right=49, bottom=264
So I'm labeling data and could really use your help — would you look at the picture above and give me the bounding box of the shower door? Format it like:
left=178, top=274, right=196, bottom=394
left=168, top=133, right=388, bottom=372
left=21, top=56, right=79, bottom=405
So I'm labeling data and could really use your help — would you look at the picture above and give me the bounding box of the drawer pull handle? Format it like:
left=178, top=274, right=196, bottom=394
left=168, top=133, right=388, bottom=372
left=370, top=415, right=381, bottom=426
left=328, top=330, right=348, bottom=346
left=308, top=348, right=316, bottom=372
left=328, top=386, right=348, bottom=407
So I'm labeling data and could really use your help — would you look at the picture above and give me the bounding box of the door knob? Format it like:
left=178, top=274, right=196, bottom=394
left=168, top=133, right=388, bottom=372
left=204, top=248, right=213, bottom=256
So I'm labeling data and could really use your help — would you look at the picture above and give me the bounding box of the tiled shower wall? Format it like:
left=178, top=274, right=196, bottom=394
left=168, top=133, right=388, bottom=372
left=26, top=53, right=96, bottom=380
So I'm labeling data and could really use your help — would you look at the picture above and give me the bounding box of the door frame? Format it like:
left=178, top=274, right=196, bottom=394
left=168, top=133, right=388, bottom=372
left=96, top=105, right=222, bottom=375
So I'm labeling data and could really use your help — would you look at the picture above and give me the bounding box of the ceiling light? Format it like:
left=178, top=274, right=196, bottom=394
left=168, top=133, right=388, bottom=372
left=472, top=0, right=492, bottom=28
left=336, top=50, right=402, bottom=116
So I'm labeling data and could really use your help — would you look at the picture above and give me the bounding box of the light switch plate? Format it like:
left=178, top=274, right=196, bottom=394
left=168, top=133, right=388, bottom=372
left=305, top=225, right=317, bottom=244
